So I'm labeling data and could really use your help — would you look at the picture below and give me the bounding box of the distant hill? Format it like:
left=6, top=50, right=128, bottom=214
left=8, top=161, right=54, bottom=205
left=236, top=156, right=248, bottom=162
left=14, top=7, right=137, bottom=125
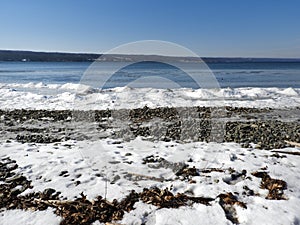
left=0, top=50, right=300, bottom=63
left=0, top=50, right=99, bottom=62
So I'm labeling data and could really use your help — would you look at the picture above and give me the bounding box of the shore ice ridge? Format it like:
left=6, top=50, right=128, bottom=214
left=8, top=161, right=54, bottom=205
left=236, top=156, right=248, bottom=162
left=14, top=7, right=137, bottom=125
left=0, top=82, right=299, bottom=110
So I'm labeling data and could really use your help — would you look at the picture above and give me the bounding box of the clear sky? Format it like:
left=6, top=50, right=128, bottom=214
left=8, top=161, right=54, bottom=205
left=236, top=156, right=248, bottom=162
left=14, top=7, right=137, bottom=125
left=0, top=0, right=299, bottom=57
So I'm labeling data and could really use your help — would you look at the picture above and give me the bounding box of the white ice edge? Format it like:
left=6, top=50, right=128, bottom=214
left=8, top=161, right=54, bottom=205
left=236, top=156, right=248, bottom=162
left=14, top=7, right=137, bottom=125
left=0, top=82, right=299, bottom=110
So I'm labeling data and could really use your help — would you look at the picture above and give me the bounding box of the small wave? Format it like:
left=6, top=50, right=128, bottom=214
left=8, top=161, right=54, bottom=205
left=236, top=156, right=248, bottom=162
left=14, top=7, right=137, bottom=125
left=249, top=70, right=263, bottom=74
left=0, top=70, right=36, bottom=73
left=0, top=82, right=99, bottom=93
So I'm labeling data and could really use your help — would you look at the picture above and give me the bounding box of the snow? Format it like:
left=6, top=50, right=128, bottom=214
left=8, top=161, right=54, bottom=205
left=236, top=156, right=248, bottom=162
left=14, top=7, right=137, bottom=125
left=0, top=82, right=299, bottom=110
left=152, top=203, right=229, bottom=225
left=0, top=209, right=62, bottom=225
left=0, top=139, right=299, bottom=224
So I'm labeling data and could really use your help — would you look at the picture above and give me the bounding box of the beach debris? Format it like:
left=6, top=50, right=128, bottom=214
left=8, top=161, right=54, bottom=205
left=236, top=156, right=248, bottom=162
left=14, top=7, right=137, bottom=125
left=175, top=165, right=199, bottom=179
left=200, top=168, right=225, bottom=173
left=0, top=152, right=295, bottom=225
left=139, top=187, right=214, bottom=208
left=271, top=150, right=300, bottom=156
left=53, top=191, right=139, bottom=225
left=218, top=192, right=247, bottom=224
left=251, top=171, right=287, bottom=200
left=284, top=140, right=300, bottom=148
left=1, top=157, right=215, bottom=224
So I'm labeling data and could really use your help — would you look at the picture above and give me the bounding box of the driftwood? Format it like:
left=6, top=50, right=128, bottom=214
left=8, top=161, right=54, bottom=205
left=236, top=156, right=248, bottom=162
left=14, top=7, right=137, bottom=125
left=200, top=168, right=225, bottom=173
left=284, top=140, right=300, bottom=148
left=271, top=150, right=300, bottom=156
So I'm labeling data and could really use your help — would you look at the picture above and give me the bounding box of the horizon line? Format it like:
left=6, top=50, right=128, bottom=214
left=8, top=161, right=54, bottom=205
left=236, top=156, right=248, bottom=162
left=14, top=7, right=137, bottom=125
left=1, top=49, right=300, bottom=60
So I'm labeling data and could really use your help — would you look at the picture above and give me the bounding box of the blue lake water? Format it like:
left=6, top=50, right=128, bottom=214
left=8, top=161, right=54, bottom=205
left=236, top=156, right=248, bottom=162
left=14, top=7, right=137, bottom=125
left=0, top=61, right=299, bottom=89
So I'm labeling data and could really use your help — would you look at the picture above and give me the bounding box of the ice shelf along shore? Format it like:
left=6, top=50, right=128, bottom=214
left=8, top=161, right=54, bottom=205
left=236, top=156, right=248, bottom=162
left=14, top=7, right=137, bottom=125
left=0, top=82, right=299, bottom=110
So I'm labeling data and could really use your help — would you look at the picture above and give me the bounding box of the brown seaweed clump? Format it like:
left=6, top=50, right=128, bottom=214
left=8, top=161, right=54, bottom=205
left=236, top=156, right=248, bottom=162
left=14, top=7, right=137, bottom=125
left=139, top=187, right=214, bottom=208
left=251, top=171, right=287, bottom=200
left=218, top=192, right=247, bottom=224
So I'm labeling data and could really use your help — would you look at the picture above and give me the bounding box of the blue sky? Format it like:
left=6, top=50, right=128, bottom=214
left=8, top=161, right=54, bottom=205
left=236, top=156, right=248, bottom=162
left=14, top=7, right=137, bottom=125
left=0, top=0, right=299, bottom=57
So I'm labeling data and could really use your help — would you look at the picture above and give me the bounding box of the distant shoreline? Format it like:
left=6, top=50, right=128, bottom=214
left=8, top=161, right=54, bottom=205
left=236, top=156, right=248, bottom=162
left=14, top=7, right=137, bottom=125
left=1, top=50, right=300, bottom=63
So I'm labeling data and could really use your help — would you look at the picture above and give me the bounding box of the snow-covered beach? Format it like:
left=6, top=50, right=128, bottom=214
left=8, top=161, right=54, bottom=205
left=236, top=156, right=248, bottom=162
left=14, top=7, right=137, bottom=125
left=0, top=84, right=299, bottom=225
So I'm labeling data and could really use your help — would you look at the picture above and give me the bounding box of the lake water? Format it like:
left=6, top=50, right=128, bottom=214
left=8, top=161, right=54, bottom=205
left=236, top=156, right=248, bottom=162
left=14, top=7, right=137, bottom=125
left=0, top=61, right=299, bottom=89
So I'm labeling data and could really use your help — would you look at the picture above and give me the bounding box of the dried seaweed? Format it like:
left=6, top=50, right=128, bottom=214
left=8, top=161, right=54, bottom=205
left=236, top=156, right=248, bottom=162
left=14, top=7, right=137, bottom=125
left=251, top=171, right=287, bottom=200
left=1, top=157, right=214, bottom=224
left=139, top=187, right=214, bottom=208
left=218, top=192, right=247, bottom=224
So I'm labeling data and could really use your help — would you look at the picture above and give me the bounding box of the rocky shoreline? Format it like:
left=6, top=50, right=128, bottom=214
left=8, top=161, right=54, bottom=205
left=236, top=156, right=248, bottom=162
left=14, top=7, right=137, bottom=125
left=1, top=106, right=299, bottom=150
